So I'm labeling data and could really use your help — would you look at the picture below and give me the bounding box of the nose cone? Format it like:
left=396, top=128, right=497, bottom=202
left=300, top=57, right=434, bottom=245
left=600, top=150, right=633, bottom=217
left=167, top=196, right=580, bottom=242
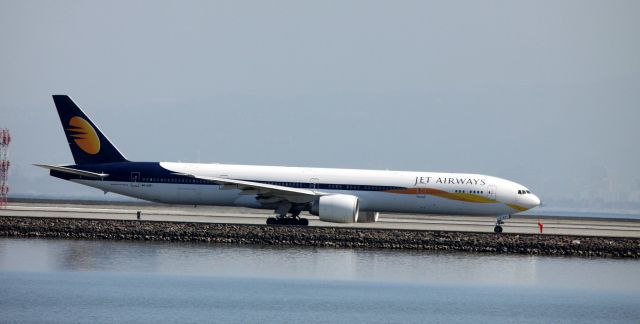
left=526, top=194, right=541, bottom=209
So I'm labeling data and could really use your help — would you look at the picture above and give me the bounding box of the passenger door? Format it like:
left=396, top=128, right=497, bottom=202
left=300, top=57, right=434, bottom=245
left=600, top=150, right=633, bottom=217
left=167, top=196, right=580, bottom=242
left=130, top=172, right=140, bottom=187
left=415, top=179, right=429, bottom=211
left=415, top=180, right=427, bottom=198
left=309, top=178, right=320, bottom=193
left=487, top=184, right=497, bottom=200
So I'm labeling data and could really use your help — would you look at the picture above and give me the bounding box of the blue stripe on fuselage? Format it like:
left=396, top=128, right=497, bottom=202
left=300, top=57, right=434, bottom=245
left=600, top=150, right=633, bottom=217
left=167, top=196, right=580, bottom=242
left=50, top=162, right=404, bottom=192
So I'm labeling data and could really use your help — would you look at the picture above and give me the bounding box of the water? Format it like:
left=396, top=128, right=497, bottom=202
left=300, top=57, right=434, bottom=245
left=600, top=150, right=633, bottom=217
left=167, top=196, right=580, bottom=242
left=1, top=238, right=639, bottom=323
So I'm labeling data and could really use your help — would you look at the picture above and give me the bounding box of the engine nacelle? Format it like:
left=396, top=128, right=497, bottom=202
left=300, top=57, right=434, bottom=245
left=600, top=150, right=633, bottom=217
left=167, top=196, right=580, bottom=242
left=310, top=194, right=360, bottom=223
left=357, top=211, right=379, bottom=223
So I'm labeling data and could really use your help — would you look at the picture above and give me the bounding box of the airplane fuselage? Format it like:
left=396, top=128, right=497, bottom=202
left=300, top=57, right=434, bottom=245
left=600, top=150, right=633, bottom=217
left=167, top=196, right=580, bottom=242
left=52, top=161, right=540, bottom=216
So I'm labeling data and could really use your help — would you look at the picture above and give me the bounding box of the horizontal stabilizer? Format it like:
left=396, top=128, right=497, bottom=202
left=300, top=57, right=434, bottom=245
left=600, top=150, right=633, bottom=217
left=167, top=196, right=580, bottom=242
left=34, top=164, right=108, bottom=179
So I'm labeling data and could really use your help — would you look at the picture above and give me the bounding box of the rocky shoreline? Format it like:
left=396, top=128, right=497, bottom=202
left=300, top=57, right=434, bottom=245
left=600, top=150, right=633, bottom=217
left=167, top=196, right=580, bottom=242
left=1, top=216, right=639, bottom=258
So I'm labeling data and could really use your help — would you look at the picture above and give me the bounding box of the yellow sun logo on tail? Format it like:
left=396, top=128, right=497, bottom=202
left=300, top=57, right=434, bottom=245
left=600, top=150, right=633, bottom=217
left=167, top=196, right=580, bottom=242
left=66, top=117, right=100, bottom=155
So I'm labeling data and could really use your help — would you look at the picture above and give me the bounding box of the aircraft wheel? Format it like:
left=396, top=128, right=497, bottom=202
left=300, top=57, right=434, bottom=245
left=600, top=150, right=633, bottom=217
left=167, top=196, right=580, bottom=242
left=267, top=217, right=309, bottom=226
left=494, top=225, right=503, bottom=233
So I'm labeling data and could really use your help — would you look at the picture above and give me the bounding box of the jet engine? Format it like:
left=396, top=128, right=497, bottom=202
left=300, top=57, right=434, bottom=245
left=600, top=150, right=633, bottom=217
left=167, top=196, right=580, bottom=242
left=310, top=194, right=359, bottom=223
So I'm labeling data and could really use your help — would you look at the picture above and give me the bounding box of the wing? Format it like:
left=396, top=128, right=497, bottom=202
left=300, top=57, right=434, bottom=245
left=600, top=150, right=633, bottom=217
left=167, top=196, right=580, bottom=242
left=176, top=173, right=323, bottom=203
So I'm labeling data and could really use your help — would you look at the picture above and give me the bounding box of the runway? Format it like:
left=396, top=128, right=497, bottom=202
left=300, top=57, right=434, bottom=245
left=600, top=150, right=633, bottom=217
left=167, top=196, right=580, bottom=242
left=1, top=202, right=639, bottom=238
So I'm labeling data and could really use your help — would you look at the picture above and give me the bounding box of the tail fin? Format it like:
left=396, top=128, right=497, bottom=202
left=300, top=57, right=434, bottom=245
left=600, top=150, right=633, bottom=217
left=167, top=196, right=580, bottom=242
left=52, top=95, right=128, bottom=165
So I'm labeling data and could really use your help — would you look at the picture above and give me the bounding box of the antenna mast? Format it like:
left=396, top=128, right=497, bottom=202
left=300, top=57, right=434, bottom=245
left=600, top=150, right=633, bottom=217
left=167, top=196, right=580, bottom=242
left=0, top=128, right=10, bottom=208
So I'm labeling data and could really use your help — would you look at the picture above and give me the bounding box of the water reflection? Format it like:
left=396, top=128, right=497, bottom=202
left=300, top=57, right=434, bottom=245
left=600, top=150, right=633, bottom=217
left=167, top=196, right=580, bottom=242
left=53, top=239, right=163, bottom=272
left=1, top=238, right=638, bottom=292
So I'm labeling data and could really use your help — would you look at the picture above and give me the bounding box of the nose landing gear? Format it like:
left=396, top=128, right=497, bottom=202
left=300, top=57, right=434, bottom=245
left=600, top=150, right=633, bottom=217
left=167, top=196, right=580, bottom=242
left=494, top=214, right=511, bottom=233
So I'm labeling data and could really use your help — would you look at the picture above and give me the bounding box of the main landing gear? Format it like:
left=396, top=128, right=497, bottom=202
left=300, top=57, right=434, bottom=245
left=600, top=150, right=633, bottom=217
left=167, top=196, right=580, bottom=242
left=266, top=217, right=309, bottom=226
left=265, top=201, right=310, bottom=226
left=494, top=214, right=511, bottom=233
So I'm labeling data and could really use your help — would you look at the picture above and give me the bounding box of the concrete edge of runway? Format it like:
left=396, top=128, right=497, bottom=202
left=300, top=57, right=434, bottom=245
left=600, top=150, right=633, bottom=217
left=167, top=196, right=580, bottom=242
left=2, top=200, right=640, bottom=239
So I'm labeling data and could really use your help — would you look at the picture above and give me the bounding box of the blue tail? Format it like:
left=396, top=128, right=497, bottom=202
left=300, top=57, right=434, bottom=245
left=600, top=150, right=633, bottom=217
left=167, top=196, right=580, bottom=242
left=52, top=95, right=128, bottom=165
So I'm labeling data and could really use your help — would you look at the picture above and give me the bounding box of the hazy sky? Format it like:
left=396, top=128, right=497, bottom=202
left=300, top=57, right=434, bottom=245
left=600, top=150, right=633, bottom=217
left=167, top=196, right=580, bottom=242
left=1, top=1, right=639, bottom=209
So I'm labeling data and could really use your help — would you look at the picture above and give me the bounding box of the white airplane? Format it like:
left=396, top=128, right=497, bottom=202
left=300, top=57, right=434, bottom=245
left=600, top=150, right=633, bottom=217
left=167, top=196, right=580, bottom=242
left=37, top=95, right=540, bottom=233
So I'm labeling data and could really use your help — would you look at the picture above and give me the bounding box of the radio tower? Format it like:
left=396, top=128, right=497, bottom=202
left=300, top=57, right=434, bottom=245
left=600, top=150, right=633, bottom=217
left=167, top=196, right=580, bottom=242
left=0, top=129, right=10, bottom=208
